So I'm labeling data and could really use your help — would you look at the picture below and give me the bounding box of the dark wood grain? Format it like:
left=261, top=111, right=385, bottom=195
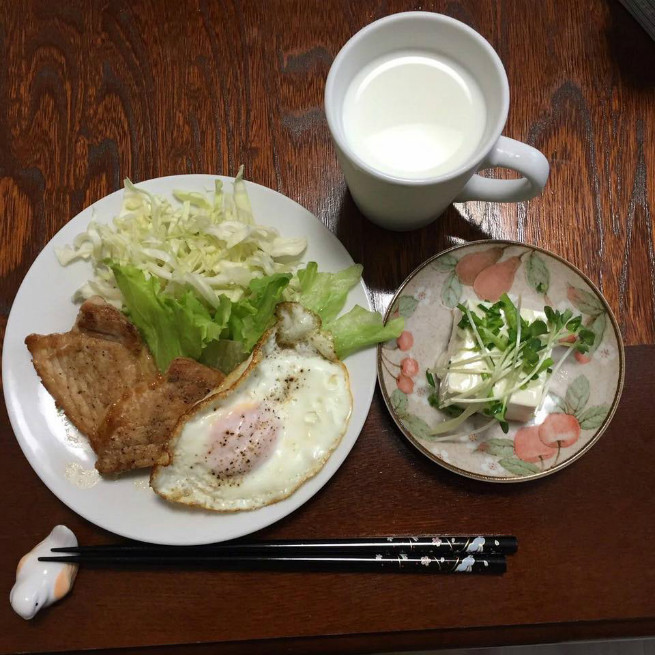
left=1, top=347, right=654, bottom=654
left=1, top=0, right=654, bottom=653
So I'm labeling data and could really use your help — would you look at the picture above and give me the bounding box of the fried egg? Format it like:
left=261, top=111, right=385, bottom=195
left=150, top=303, right=352, bottom=511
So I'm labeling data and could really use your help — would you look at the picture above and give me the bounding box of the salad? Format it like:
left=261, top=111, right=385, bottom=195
left=56, top=169, right=403, bottom=372
left=429, top=294, right=595, bottom=435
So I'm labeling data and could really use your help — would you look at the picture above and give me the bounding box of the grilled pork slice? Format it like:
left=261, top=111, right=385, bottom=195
left=25, top=297, right=158, bottom=449
left=74, top=296, right=144, bottom=352
left=94, top=357, right=224, bottom=474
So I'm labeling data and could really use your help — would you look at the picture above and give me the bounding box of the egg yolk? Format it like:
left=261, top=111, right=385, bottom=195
left=206, top=403, right=279, bottom=477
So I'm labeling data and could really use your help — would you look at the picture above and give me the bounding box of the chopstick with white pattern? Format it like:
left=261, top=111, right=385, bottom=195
left=38, top=535, right=516, bottom=573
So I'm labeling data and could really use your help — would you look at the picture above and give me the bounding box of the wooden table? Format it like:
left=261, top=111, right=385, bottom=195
left=1, top=1, right=654, bottom=653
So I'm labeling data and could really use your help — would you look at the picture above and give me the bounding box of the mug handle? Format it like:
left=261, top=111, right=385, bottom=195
left=455, top=136, right=550, bottom=202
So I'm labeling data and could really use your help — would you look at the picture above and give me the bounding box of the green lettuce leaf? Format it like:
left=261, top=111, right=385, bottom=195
left=228, top=273, right=292, bottom=351
left=199, top=339, right=248, bottom=375
left=172, top=291, right=231, bottom=360
left=290, top=261, right=363, bottom=324
left=111, top=260, right=401, bottom=371
left=326, top=305, right=404, bottom=360
left=111, top=263, right=230, bottom=371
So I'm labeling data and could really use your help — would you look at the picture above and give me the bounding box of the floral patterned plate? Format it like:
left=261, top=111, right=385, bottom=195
left=378, top=241, right=625, bottom=482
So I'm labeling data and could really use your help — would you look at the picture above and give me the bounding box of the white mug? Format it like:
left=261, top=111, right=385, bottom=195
left=325, top=12, right=550, bottom=231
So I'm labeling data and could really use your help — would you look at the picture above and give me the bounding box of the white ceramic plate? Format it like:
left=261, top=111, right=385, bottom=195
left=3, top=175, right=375, bottom=545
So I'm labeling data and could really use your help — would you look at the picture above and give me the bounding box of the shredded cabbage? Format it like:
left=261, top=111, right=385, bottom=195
left=57, top=171, right=404, bottom=370
left=56, top=167, right=307, bottom=307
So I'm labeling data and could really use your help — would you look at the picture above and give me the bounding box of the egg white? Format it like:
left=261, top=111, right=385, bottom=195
left=150, top=304, right=352, bottom=511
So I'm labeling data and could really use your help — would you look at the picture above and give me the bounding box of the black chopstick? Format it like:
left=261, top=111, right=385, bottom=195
left=38, top=553, right=506, bottom=574
left=49, top=535, right=517, bottom=556
left=39, top=535, right=516, bottom=573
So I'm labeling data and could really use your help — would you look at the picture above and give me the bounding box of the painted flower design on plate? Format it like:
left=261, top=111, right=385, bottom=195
left=377, top=241, right=624, bottom=482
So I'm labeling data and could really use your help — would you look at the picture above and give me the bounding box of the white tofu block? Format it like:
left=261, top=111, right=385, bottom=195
left=437, top=303, right=548, bottom=422
left=494, top=374, right=545, bottom=422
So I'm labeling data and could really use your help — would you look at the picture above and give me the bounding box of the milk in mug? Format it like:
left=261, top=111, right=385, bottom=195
left=342, top=51, right=487, bottom=180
